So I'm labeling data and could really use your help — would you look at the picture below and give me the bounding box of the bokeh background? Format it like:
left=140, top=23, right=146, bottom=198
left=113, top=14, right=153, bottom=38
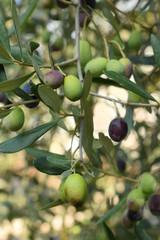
left=0, top=0, right=160, bottom=239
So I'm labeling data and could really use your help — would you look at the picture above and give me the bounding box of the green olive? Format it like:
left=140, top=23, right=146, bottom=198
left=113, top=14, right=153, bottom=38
left=64, top=173, right=87, bottom=206
left=4, top=107, right=25, bottom=131
left=84, top=57, right=108, bottom=77
left=106, top=59, right=125, bottom=75
left=74, top=40, right=92, bottom=68
left=63, top=75, right=83, bottom=101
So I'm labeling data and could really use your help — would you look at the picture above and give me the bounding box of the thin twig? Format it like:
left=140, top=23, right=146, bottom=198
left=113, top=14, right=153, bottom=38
left=89, top=91, right=160, bottom=108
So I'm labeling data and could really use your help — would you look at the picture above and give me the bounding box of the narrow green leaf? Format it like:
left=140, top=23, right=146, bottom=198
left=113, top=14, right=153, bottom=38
left=26, top=147, right=66, bottom=160
left=99, top=132, right=117, bottom=171
left=104, top=70, right=156, bottom=102
left=41, top=199, right=63, bottom=210
left=82, top=101, right=93, bottom=159
left=11, top=46, right=44, bottom=65
left=50, top=110, right=68, bottom=131
left=134, top=223, right=152, bottom=240
left=9, top=0, right=39, bottom=36
left=151, top=34, right=160, bottom=68
left=0, top=43, right=12, bottom=62
left=11, top=0, right=23, bottom=61
left=124, top=106, right=133, bottom=135
left=95, top=197, right=127, bottom=226
left=27, top=52, right=44, bottom=82
left=0, top=109, right=13, bottom=119
left=0, top=18, right=11, bottom=53
left=13, top=87, right=32, bottom=100
left=0, top=120, right=57, bottom=153
left=38, top=85, right=61, bottom=113
left=81, top=71, right=92, bottom=110
left=0, top=64, right=7, bottom=82
left=103, top=223, right=116, bottom=240
left=34, top=156, right=71, bottom=175
left=0, top=71, right=35, bottom=92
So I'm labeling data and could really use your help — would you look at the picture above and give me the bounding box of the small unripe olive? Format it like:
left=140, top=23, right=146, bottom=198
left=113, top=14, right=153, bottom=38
left=84, top=57, right=108, bottom=78
left=74, top=40, right=92, bottom=68
left=139, top=173, right=157, bottom=195
left=64, top=173, right=87, bottom=206
left=50, top=36, right=64, bottom=52
left=44, top=70, right=64, bottom=89
left=106, top=59, right=125, bottom=75
left=41, top=29, right=51, bottom=43
left=119, top=58, right=133, bottom=78
left=128, top=30, right=142, bottom=50
left=4, top=107, right=25, bottom=131
left=59, top=180, right=66, bottom=202
left=127, top=188, right=145, bottom=211
left=63, top=75, right=83, bottom=101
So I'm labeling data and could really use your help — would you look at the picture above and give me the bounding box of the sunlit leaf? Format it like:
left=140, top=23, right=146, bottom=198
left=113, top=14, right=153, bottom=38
left=38, top=85, right=61, bottom=113
left=11, top=46, right=43, bottom=65
left=104, top=70, right=156, bottom=102
left=0, top=44, right=12, bottom=63
left=0, top=71, right=35, bottom=92
left=0, top=120, right=57, bottom=153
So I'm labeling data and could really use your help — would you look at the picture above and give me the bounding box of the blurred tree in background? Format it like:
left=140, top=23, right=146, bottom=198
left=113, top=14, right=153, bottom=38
left=0, top=0, right=160, bottom=239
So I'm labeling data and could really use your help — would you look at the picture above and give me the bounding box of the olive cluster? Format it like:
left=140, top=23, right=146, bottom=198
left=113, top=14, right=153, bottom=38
left=122, top=173, right=159, bottom=228
left=59, top=173, right=87, bottom=206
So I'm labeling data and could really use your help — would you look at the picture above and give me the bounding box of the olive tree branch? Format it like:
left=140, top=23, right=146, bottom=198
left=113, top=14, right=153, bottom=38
left=92, top=166, right=138, bottom=183
left=89, top=91, right=160, bottom=108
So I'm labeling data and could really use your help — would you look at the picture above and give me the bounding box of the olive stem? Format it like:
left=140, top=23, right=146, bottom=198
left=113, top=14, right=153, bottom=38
left=93, top=166, right=138, bottom=183
left=89, top=91, right=160, bottom=108
left=75, top=0, right=84, bottom=161
left=0, top=99, right=40, bottom=109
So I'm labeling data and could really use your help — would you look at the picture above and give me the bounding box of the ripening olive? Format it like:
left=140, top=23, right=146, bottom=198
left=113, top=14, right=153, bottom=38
left=127, top=188, right=145, bottom=211
left=119, top=58, right=133, bottom=78
left=106, top=59, right=125, bottom=75
left=44, top=70, right=64, bottom=89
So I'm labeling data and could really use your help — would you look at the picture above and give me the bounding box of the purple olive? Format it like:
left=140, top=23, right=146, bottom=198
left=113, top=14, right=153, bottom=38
left=148, top=193, right=160, bottom=216
left=109, top=117, right=128, bottom=142
left=22, top=83, right=39, bottom=109
left=43, top=70, right=64, bottom=89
